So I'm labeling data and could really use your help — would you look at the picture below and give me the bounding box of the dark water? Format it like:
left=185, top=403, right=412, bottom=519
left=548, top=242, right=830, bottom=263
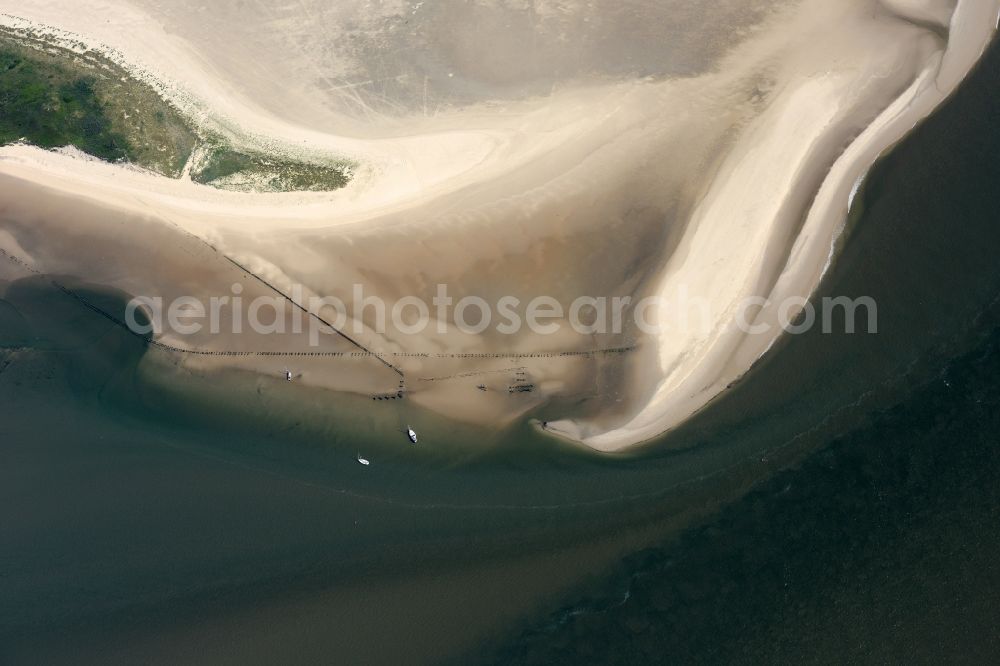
left=483, top=33, right=1000, bottom=665
left=3, top=33, right=1000, bottom=666
left=487, top=322, right=1000, bottom=664
left=0, top=277, right=767, bottom=665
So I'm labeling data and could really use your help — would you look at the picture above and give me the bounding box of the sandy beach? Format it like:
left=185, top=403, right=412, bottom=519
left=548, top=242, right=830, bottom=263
left=1, top=0, right=998, bottom=451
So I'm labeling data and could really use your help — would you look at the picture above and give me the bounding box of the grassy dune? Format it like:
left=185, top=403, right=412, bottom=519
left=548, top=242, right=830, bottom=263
left=0, top=30, right=352, bottom=191
left=0, top=33, right=196, bottom=176
left=190, top=144, right=351, bottom=192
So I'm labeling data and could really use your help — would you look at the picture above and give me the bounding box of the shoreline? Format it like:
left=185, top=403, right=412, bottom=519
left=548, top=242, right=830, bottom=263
left=552, top=0, right=1000, bottom=451
left=2, top=0, right=998, bottom=452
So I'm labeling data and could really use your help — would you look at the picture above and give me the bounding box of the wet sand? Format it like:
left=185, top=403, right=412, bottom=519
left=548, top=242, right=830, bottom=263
left=3, top=3, right=1000, bottom=663
left=1, top=0, right=997, bottom=452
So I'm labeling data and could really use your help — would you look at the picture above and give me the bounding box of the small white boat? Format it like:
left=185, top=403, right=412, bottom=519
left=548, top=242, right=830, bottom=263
left=285, top=370, right=293, bottom=381
left=357, top=454, right=370, bottom=466
left=407, top=426, right=418, bottom=444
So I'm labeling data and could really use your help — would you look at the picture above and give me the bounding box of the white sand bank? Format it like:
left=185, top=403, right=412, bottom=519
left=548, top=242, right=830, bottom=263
left=1, top=0, right=997, bottom=451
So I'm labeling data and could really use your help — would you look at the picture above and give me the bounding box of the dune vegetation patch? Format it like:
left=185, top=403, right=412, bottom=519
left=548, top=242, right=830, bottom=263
left=0, top=31, right=196, bottom=176
left=0, top=28, right=353, bottom=191
left=190, top=142, right=352, bottom=193
left=0, top=49, right=130, bottom=162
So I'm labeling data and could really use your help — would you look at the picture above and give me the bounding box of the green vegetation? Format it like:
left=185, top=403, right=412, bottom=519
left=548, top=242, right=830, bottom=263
left=0, top=33, right=197, bottom=176
left=85, top=61, right=197, bottom=177
left=0, top=47, right=130, bottom=162
left=192, top=146, right=258, bottom=184
left=0, top=30, right=353, bottom=191
left=190, top=145, right=351, bottom=193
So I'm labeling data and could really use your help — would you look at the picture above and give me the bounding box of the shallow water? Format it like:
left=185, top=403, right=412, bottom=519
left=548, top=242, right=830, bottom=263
left=483, top=31, right=1000, bottom=664
left=0, top=276, right=766, bottom=665
left=3, top=24, right=1000, bottom=666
